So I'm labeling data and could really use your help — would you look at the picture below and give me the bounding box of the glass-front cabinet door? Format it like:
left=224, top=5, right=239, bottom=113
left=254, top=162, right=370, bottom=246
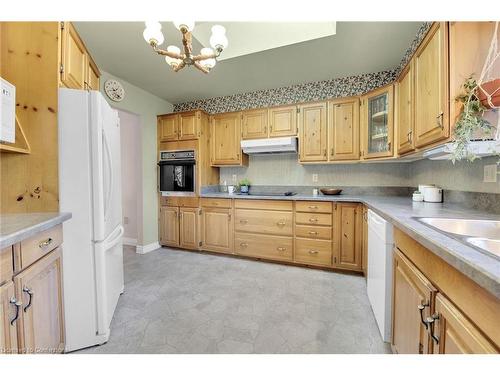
left=362, top=84, right=394, bottom=159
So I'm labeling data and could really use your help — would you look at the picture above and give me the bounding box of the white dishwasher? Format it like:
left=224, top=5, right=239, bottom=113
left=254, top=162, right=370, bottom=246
left=367, top=209, right=394, bottom=343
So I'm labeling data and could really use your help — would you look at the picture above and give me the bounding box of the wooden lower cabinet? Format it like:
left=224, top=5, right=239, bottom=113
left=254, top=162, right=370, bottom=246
left=200, top=207, right=233, bottom=253
left=235, top=209, right=293, bottom=236
left=334, top=203, right=362, bottom=270
left=14, top=247, right=64, bottom=354
left=294, top=238, right=332, bottom=266
left=235, top=233, right=293, bottom=262
left=159, top=206, right=179, bottom=247
left=0, top=281, right=19, bottom=354
left=392, top=249, right=437, bottom=354
left=179, top=208, right=199, bottom=250
left=430, top=294, right=497, bottom=354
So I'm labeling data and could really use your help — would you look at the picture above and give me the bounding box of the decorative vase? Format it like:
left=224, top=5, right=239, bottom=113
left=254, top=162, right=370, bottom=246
left=477, top=78, right=500, bottom=109
left=240, top=185, right=249, bottom=194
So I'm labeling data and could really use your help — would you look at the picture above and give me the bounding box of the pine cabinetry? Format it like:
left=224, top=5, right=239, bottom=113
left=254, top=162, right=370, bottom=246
left=159, top=206, right=179, bottom=247
left=200, top=207, right=233, bottom=254
left=0, top=280, right=18, bottom=354
left=59, top=22, right=100, bottom=91
left=396, top=61, right=415, bottom=155
left=299, top=102, right=328, bottom=162
left=158, top=112, right=201, bottom=142
left=328, top=97, right=360, bottom=161
left=361, top=85, right=394, bottom=159
left=211, top=112, right=248, bottom=166
left=241, top=109, right=269, bottom=139
left=334, top=203, right=362, bottom=270
left=268, top=105, right=298, bottom=137
left=414, top=22, right=449, bottom=148
left=392, top=249, right=437, bottom=354
left=179, top=208, right=199, bottom=250
left=159, top=204, right=200, bottom=249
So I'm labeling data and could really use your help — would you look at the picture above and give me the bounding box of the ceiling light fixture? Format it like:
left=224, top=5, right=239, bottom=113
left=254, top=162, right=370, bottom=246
left=143, top=21, right=228, bottom=74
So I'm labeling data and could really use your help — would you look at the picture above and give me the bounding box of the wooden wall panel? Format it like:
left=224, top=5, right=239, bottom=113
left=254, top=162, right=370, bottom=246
left=0, top=22, right=59, bottom=213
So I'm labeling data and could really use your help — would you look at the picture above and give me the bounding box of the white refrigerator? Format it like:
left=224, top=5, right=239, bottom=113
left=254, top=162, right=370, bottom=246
left=58, top=88, right=124, bottom=352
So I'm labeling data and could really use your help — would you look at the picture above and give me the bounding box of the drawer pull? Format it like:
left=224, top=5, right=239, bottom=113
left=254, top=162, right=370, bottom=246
left=239, top=242, right=248, bottom=248
left=276, top=247, right=286, bottom=252
left=239, top=219, right=248, bottom=224
left=308, top=250, right=319, bottom=254
left=343, top=233, right=348, bottom=238
left=23, top=287, right=34, bottom=312
left=277, top=221, right=286, bottom=226
left=38, top=238, right=53, bottom=249
left=9, top=298, right=22, bottom=326
left=309, top=218, right=318, bottom=222
left=308, top=205, right=318, bottom=209
left=308, top=231, right=319, bottom=235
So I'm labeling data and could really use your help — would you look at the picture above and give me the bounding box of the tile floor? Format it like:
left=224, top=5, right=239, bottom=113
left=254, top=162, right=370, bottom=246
left=77, top=246, right=391, bottom=354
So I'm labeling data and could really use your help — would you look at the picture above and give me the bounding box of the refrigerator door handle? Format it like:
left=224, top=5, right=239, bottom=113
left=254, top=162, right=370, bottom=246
left=102, top=128, right=113, bottom=220
left=102, top=225, right=124, bottom=250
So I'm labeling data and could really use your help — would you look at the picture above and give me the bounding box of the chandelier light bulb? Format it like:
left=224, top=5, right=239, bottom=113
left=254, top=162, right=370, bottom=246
left=165, top=45, right=182, bottom=67
left=210, top=25, right=228, bottom=50
left=200, top=47, right=214, bottom=57
left=200, top=58, right=216, bottom=69
left=173, top=21, right=195, bottom=32
left=143, top=23, right=164, bottom=45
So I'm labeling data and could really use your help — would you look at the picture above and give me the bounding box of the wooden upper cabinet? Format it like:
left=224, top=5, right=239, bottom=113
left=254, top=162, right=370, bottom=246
left=328, top=97, right=360, bottom=161
left=87, top=57, right=100, bottom=91
left=242, top=109, right=268, bottom=139
left=0, top=280, right=18, bottom=354
left=396, top=61, right=415, bottom=155
left=14, top=247, right=64, bottom=354
left=392, top=249, right=437, bottom=354
left=60, top=22, right=87, bottom=90
left=299, top=102, right=328, bottom=162
left=269, top=105, right=298, bottom=137
left=431, top=294, right=497, bottom=354
left=158, top=114, right=179, bottom=142
left=179, top=111, right=201, bottom=140
left=362, top=84, right=394, bottom=159
left=211, top=112, right=245, bottom=166
left=159, top=206, right=179, bottom=247
left=200, top=207, right=233, bottom=253
left=334, top=203, right=362, bottom=270
left=414, top=22, right=449, bottom=148
left=179, top=207, right=199, bottom=250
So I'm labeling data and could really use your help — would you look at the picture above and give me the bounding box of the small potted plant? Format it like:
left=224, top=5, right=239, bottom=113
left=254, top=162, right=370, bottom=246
left=238, top=178, right=251, bottom=194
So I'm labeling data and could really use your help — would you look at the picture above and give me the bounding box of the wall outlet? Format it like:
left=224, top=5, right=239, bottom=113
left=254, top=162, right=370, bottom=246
left=124, top=216, right=129, bottom=225
left=312, top=174, right=318, bottom=183
left=232, top=174, right=237, bottom=184
left=483, top=164, right=498, bottom=183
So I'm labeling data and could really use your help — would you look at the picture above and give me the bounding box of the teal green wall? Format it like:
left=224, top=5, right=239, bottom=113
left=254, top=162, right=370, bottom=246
left=99, top=71, right=173, bottom=246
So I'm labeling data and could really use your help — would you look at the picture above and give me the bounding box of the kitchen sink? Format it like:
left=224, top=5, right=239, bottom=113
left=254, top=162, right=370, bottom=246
left=416, top=217, right=500, bottom=260
left=417, top=218, right=500, bottom=240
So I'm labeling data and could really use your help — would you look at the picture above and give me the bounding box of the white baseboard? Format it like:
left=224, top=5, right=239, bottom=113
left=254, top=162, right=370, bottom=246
left=136, top=241, right=161, bottom=255
left=122, top=237, right=137, bottom=246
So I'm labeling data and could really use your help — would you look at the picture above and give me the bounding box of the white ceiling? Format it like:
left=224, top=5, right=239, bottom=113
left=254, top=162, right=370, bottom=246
left=191, top=22, right=337, bottom=61
left=74, top=22, right=422, bottom=104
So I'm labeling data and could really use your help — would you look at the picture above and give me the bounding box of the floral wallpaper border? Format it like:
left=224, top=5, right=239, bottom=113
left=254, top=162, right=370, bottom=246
left=173, top=22, right=433, bottom=114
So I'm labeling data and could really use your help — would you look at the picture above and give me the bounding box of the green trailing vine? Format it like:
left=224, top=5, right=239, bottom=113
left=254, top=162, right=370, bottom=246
left=452, top=77, right=496, bottom=163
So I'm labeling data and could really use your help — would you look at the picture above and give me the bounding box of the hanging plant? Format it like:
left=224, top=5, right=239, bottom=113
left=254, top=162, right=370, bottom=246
left=451, top=77, right=497, bottom=163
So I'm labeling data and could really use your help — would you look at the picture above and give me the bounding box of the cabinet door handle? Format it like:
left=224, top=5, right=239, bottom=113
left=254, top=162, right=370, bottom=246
left=330, top=148, right=334, bottom=156
left=387, top=141, right=391, bottom=151
left=323, top=149, right=327, bottom=157
left=38, top=238, right=53, bottom=249
left=436, top=111, right=444, bottom=129
left=239, top=219, right=248, bottom=224
left=417, top=302, right=430, bottom=329
left=308, top=250, right=319, bottom=254
left=9, top=297, right=22, bottom=325
left=239, top=242, right=248, bottom=248
left=228, top=213, right=232, bottom=221
left=425, top=313, right=440, bottom=344
left=23, top=287, right=34, bottom=312
left=276, top=247, right=286, bottom=252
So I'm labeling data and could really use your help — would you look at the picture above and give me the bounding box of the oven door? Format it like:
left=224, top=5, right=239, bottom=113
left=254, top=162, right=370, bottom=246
left=158, top=159, right=195, bottom=193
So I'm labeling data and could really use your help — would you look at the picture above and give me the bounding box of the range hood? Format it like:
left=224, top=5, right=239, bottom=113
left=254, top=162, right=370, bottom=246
left=241, top=136, right=297, bottom=154
left=423, top=140, right=500, bottom=160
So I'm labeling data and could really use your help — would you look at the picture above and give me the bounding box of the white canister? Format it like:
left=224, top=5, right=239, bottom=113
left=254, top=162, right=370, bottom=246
left=228, top=185, right=235, bottom=194
left=418, top=184, right=435, bottom=193
left=423, top=187, right=443, bottom=203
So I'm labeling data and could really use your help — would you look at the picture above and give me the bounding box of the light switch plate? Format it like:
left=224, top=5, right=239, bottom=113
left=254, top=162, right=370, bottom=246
left=483, top=164, right=497, bottom=183
left=232, top=174, right=237, bottom=183
left=312, top=174, right=318, bottom=183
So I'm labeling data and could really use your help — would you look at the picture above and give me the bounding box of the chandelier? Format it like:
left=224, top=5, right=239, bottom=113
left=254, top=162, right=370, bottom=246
left=143, top=21, right=228, bottom=74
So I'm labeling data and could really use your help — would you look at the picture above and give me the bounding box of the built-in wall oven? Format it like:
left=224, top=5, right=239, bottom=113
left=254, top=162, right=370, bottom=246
left=158, top=150, right=196, bottom=194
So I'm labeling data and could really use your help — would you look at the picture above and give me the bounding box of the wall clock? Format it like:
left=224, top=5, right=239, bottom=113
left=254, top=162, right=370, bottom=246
left=104, top=79, right=125, bottom=102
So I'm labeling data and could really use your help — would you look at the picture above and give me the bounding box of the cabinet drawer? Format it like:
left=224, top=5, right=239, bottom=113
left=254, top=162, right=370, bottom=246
left=235, top=209, right=293, bottom=236
left=294, top=238, right=332, bottom=266
left=20, top=225, right=62, bottom=269
left=200, top=198, right=232, bottom=208
left=235, top=233, right=293, bottom=262
left=235, top=199, right=293, bottom=211
left=295, top=225, right=332, bottom=240
left=160, top=196, right=199, bottom=207
left=295, top=212, right=332, bottom=226
left=1, top=246, right=14, bottom=284
left=295, top=201, right=333, bottom=213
